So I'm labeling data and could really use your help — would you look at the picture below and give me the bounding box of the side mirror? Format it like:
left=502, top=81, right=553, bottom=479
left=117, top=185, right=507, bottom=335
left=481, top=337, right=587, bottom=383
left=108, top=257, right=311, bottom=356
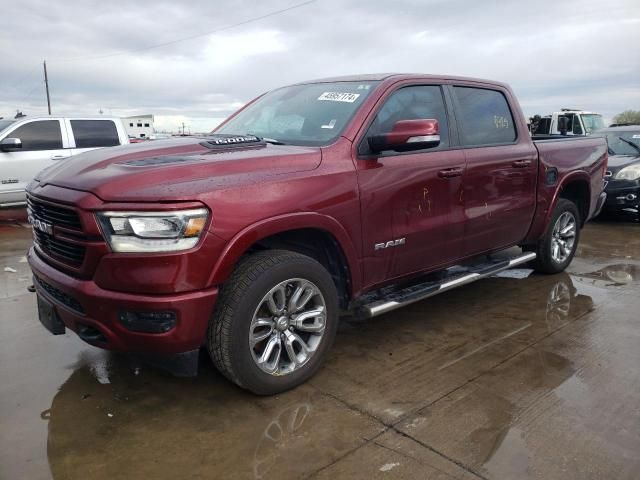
left=557, top=116, right=569, bottom=135
left=0, top=138, right=22, bottom=152
left=368, top=119, right=440, bottom=154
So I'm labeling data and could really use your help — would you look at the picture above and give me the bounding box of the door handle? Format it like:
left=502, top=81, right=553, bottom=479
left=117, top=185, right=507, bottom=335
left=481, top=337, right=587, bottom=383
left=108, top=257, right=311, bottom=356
left=512, top=160, right=532, bottom=168
left=438, top=167, right=463, bottom=178
left=50, top=155, right=66, bottom=161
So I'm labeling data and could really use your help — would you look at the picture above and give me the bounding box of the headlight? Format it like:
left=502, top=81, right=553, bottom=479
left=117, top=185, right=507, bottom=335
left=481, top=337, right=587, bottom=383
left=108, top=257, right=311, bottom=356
left=97, top=208, right=208, bottom=253
left=615, top=164, right=640, bottom=180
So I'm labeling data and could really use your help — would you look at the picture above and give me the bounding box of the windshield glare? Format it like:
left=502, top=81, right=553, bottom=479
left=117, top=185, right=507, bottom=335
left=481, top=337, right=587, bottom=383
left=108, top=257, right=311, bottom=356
left=216, top=81, right=379, bottom=146
left=582, top=114, right=605, bottom=133
left=594, top=130, right=640, bottom=155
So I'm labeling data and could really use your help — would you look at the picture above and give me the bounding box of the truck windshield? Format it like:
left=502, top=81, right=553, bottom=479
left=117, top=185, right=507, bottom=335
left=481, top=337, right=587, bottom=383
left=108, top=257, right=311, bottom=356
left=582, top=114, right=605, bottom=133
left=215, top=81, right=378, bottom=146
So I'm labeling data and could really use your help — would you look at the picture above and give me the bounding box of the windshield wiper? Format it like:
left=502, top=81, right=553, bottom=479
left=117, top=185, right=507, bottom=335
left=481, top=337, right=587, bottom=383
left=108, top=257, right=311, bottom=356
left=244, top=132, right=287, bottom=145
left=618, top=136, right=640, bottom=155
left=261, top=137, right=287, bottom=145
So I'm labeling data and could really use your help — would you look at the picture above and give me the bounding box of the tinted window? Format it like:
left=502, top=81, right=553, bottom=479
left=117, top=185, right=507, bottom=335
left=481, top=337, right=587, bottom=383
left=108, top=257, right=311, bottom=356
left=535, top=117, right=551, bottom=135
left=70, top=120, right=119, bottom=148
left=572, top=115, right=583, bottom=135
left=453, top=87, right=516, bottom=146
left=363, top=85, right=449, bottom=153
left=558, top=114, right=574, bottom=133
left=9, top=120, right=62, bottom=151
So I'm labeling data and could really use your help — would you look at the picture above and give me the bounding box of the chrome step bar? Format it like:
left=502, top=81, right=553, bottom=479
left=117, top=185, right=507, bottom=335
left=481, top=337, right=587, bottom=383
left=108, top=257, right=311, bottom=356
left=359, top=252, right=537, bottom=318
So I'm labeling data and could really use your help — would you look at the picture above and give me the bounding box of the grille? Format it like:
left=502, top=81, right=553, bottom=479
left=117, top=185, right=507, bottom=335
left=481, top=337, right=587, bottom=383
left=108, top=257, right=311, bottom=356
left=605, top=170, right=613, bottom=178
left=28, top=195, right=86, bottom=267
left=34, top=275, right=84, bottom=314
left=27, top=196, right=82, bottom=230
left=33, top=229, right=86, bottom=266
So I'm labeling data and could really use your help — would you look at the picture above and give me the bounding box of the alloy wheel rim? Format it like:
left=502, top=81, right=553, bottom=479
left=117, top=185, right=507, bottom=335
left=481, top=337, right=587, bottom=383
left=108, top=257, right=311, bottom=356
left=551, top=211, right=577, bottom=263
left=249, top=278, right=326, bottom=376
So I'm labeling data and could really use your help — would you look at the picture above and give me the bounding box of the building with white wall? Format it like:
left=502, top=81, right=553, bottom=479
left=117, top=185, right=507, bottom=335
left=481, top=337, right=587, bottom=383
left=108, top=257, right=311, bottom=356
left=122, top=114, right=154, bottom=138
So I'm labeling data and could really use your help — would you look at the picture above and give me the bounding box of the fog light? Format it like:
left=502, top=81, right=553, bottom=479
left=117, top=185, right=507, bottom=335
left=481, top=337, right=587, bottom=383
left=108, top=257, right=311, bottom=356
left=118, top=310, right=177, bottom=333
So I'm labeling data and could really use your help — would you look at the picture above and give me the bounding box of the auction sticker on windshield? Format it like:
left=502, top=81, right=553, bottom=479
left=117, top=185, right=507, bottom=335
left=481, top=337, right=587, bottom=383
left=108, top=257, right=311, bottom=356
left=318, top=92, right=361, bottom=103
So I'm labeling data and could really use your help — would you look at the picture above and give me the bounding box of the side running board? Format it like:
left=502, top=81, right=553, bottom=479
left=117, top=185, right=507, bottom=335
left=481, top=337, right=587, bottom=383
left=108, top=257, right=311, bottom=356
left=358, top=252, right=537, bottom=318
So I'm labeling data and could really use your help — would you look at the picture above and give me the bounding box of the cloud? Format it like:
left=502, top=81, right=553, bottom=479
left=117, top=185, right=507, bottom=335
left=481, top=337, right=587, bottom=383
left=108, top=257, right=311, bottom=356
left=0, top=0, right=638, bottom=131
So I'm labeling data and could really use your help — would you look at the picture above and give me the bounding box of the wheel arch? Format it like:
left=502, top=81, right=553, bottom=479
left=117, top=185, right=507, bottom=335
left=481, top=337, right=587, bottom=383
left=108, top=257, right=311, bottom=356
left=556, top=173, right=591, bottom=226
left=208, top=213, right=362, bottom=308
left=523, top=170, right=592, bottom=246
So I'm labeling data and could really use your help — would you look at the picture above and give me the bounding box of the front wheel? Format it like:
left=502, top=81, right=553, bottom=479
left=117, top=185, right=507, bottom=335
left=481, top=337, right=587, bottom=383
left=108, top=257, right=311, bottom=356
left=530, top=198, right=581, bottom=274
left=208, top=250, right=338, bottom=395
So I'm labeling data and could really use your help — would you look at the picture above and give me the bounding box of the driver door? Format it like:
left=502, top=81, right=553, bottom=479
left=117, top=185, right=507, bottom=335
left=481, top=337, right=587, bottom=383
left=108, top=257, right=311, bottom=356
left=354, top=84, right=466, bottom=288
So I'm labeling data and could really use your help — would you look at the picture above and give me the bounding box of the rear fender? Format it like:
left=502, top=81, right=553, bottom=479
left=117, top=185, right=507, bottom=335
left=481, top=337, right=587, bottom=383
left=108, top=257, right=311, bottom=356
left=525, top=170, right=591, bottom=243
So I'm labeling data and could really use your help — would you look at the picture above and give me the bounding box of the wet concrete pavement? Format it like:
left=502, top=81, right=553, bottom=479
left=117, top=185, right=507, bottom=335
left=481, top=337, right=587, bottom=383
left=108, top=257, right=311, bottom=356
left=1, top=216, right=639, bottom=479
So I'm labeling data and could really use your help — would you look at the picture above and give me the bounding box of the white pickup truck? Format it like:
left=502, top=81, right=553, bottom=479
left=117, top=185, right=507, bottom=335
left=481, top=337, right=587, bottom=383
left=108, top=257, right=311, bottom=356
left=0, top=116, right=129, bottom=208
left=533, top=109, right=605, bottom=136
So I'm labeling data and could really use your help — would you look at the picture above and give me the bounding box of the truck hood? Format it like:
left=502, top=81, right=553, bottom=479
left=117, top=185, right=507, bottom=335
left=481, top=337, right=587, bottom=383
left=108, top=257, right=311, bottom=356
left=35, top=136, right=322, bottom=202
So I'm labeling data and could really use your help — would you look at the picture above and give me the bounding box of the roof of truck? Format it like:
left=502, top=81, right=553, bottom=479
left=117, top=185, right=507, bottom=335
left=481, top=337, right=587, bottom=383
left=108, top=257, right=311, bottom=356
left=292, top=73, right=509, bottom=88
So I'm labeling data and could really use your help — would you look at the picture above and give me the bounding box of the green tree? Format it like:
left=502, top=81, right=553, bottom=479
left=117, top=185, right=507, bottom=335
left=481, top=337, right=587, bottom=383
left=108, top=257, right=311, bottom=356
left=612, top=110, right=640, bottom=125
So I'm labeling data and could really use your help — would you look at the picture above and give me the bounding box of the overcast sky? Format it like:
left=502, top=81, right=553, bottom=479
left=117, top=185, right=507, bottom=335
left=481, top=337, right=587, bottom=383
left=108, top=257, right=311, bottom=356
left=1, top=0, right=638, bottom=132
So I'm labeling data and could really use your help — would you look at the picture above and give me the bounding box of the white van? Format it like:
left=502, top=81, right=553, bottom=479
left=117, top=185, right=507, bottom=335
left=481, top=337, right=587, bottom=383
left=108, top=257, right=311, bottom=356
left=0, top=116, right=129, bottom=208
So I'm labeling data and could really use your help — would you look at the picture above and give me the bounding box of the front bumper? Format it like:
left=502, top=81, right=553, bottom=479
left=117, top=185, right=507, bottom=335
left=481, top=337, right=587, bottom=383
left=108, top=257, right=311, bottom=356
left=28, top=247, right=218, bottom=355
left=603, top=185, right=640, bottom=216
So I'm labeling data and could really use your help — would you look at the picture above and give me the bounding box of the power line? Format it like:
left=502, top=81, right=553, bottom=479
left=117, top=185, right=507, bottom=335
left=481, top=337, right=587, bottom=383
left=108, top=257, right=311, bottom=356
left=56, top=0, right=316, bottom=63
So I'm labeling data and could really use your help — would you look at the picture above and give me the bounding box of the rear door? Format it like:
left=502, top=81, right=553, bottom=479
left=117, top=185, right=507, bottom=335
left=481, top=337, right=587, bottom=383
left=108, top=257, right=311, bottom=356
left=0, top=119, right=70, bottom=206
left=66, top=119, right=122, bottom=156
left=355, top=84, right=466, bottom=286
left=450, top=85, right=537, bottom=256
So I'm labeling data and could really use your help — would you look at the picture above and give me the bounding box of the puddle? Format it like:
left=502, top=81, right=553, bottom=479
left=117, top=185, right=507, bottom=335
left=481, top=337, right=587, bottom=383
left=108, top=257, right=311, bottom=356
left=42, top=356, right=381, bottom=480
left=483, top=427, right=530, bottom=479
left=578, top=264, right=640, bottom=286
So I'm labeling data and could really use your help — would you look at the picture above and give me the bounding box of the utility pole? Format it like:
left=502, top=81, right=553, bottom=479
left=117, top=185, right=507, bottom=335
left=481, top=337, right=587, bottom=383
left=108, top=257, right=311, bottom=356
left=182, top=122, right=185, bottom=135
left=43, top=60, right=51, bottom=115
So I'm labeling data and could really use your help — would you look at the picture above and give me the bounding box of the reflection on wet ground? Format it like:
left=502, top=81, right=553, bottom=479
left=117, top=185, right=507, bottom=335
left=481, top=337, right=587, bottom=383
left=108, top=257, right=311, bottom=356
left=1, top=219, right=639, bottom=479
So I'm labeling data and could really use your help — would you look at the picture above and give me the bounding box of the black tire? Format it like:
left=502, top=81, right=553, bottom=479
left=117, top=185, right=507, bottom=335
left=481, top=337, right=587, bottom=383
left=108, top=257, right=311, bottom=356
left=207, top=250, right=338, bottom=395
left=530, top=198, right=581, bottom=274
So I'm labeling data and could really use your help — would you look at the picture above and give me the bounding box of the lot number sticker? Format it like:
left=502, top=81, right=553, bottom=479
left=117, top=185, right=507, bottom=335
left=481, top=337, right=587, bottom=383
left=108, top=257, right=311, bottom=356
left=318, top=92, right=360, bottom=103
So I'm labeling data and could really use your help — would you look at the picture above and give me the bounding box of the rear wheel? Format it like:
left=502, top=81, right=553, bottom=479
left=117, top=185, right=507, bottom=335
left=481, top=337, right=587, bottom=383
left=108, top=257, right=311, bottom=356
left=530, top=199, right=581, bottom=274
left=208, top=250, right=338, bottom=395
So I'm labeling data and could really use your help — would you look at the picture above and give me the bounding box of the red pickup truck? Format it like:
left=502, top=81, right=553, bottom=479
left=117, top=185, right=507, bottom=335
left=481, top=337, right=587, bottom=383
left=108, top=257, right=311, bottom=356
left=27, top=74, right=607, bottom=394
